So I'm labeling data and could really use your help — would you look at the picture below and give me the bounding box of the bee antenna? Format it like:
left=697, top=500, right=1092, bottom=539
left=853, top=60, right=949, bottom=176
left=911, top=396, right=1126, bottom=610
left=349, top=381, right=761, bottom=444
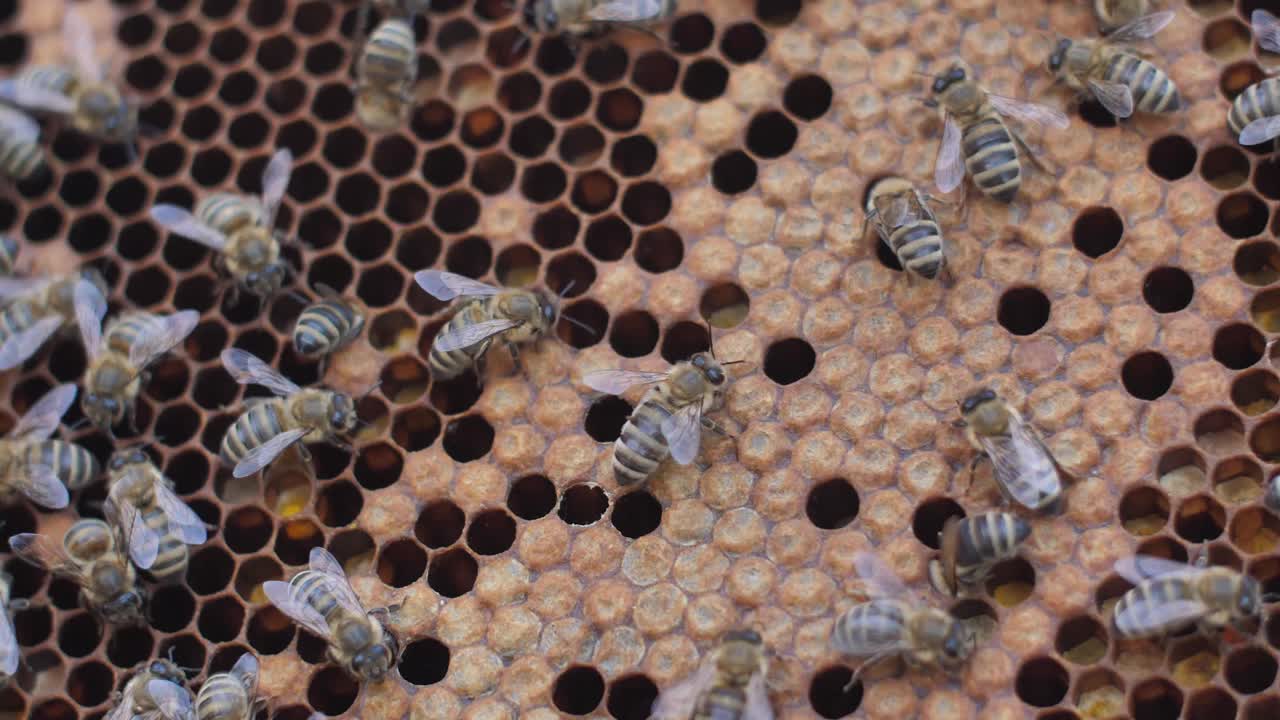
left=719, top=360, right=747, bottom=366
left=704, top=320, right=717, bottom=359
left=559, top=314, right=597, bottom=336
left=166, top=645, right=202, bottom=674
left=357, top=380, right=383, bottom=401
left=286, top=289, right=311, bottom=305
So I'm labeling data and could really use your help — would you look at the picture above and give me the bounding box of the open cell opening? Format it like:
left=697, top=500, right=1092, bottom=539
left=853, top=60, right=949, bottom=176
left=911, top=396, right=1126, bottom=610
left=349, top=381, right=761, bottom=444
left=1213, top=456, right=1265, bottom=504
left=1072, top=206, right=1123, bottom=258
left=1256, top=157, right=1280, bottom=199
left=1230, top=507, right=1280, bottom=554
left=466, top=509, right=517, bottom=555
left=198, top=595, right=246, bottom=642
left=611, top=135, right=657, bottom=177
left=609, top=310, right=659, bottom=358
left=416, top=500, right=466, bottom=548
left=381, top=356, right=429, bottom=403
left=427, top=547, right=478, bottom=597
left=275, top=518, right=324, bottom=566
left=560, top=125, right=606, bottom=167
left=1131, top=678, right=1184, bottom=720
left=1235, top=241, right=1280, bottom=286
left=1147, top=135, right=1197, bottom=181
left=1214, top=323, right=1265, bottom=369
left=997, top=287, right=1050, bottom=335
left=559, top=299, right=608, bottom=348
left=809, top=666, right=862, bottom=718
left=1218, top=191, right=1269, bottom=238
left=986, top=557, right=1036, bottom=606
left=1233, top=370, right=1280, bottom=416
left=509, top=475, right=557, bottom=520
left=67, top=660, right=112, bottom=707
left=606, top=674, right=659, bottom=720
left=660, top=321, right=711, bottom=363
left=1199, top=144, right=1250, bottom=190
left=553, top=666, right=606, bottom=715
left=354, top=442, right=402, bottom=490
left=400, top=637, right=450, bottom=685
left=57, top=613, right=102, bottom=658
left=806, top=478, right=860, bottom=530
left=559, top=484, right=609, bottom=526
left=712, top=150, right=758, bottom=195
left=1195, top=411, right=1245, bottom=455
left=1119, top=485, right=1170, bottom=536
left=392, top=407, right=442, bottom=453
left=912, top=497, right=965, bottom=550
left=746, top=111, right=798, bottom=158
left=308, top=666, right=358, bottom=715
left=585, top=215, right=632, bottom=261
left=1121, top=352, right=1174, bottom=401
left=763, top=338, right=816, bottom=385
left=1055, top=615, right=1109, bottom=665
left=584, top=395, right=633, bottom=443
left=1252, top=288, right=1280, bottom=333
left=1014, top=656, right=1069, bottom=707
left=1173, top=494, right=1226, bottom=542
left=634, top=228, right=683, bottom=273
left=632, top=50, right=678, bottom=94
left=572, top=170, right=619, bottom=214
left=377, top=539, right=427, bottom=587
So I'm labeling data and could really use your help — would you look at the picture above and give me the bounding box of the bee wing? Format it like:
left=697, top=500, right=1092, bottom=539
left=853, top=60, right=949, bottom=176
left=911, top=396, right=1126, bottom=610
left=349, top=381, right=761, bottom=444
left=0, top=79, right=75, bottom=115
left=74, top=278, right=107, bottom=359
left=153, top=480, right=208, bottom=545
left=232, top=428, right=308, bottom=478
left=934, top=114, right=965, bottom=194
left=1087, top=79, right=1135, bottom=119
left=432, top=318, right=521, bottom=352
left=106, top=491, right=160, bottom=570
left=63, top=8, right=103, bottom=82
left=988, top=94, right=1071, bottom=129
left=582, top=370, right=669, bottom=395
left=127, top=310, right=200, bottom=368
left=0, top=591, right=17, bottom=675
left=413, top=270, right=500, bottom=301
left=0, top=276, right=49, bottom=300
left=11, top=465, right=70, bottom=509
left=229, top=651, right=260, bottom=692
left=742, top=671, right=776, bottom=720
left=0, top=315, right=62, bottom=370
left=149, top=205, right=229, bottom=251
left=103, top=693, right=136, bottom=720
left=586, top=0, right=664, bottom=23
left=147, top=678, right=196, bottom=720
left=1240, top=115, right=1280, bottom=146
left=1255, top=9, right=1280, bottom=53
left=220, top=348, right=301, bottom=396
left=1113, top=555, right=1198, bottom=584
left=307, top=547, right=369, bottom=615
left=1113, top=597, right=1208, bottom=634
left=659, top=401, right=704, bottom=466
left=853, top=551, right=917, bottom=603
left=882, top=195, right=913, bottom=228
left=262, top=580, right=335, bottom=639
left=0, top=105, right=39, bottom=143
left=650, top=654, right=717, bottom=719
left=1108, top=10, right=1175, bottom=42
left=12, top=383, right=77, bottom=439
left=9, top=533, right=79, bottom=576
left=978, top=421, right=1062, bottom=510
left=260, top=148, right=293, bottom=228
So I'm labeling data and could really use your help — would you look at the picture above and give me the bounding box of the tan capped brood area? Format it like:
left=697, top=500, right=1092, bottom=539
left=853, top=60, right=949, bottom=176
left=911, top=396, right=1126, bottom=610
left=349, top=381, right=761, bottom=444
left=0, top=0, right=1279, bottom=717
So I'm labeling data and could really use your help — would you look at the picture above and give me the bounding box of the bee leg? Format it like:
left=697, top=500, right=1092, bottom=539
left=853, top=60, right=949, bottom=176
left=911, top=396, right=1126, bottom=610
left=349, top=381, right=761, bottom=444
left=1010, top=128, right=1050, bottom=174
left=700, top=417, right=732, bottom=438
left=504, top=342, right=524, bottom=377
left=844, top=651, right=893, bottom=693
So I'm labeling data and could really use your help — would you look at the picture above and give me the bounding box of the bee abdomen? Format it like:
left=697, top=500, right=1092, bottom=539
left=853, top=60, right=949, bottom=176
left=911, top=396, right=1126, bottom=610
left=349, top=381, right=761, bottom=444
left=18, top=66, right=76, bottom=96
left=0, top=301, right=37, bottom=344
left=25, top=439, right=100, bottom=490
left=294, top=300, right=360, bottom=357
left=142, top=504, right=188, bottom=581
left=954, top=512, right=1030, bottom=582
left=360, top=19, right=417, bottom=88
left=1113, top=577, right=1194, bottom=638
left=962, top=117, right=1020, bottom=203
left=64, top=518, right=113, bottom=558
left=694, top=686, right=746, bottom=719
left=889, top=222, right=944, bottom=279
left=833, top=599, right=906, bottom=656
left=195, top=674, right=247, bottom=720
left=104, top=313, right=159, bottom=357
left=428, top=303, right=491, bottom=380
left=0, top=109, right=45, bottom=181
left=196, top=193, right=262, bottom=235
left=1229, top=77, right=1280, bottom=137
left=1105, top=53, right=1181, bottom=114
left=221, top=401, right=287, bottom=467
left=292, top=571, right=342, bottom=622
left=612, top=399, right=673, bottom=486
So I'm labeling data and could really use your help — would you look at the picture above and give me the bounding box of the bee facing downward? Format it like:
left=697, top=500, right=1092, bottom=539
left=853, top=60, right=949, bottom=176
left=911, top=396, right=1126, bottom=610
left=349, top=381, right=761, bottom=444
left=106, top=447, right=208, bottom=582
left=291, top=284, right=366, bottom=369
left=1229, top=11, right=1280, bottom=149
left=0, top=572, right=24, bottom=690
left=928, top=512, right=1031, bottom=598
left=1046, top=11, right=1182, bottom=119
left=195, top=652, right=262, bottom=720
left=0, top=106, right=47, bottom=183
left=958, top=387, right=1065, bottom=514
left=651, top=629, right=774, bottom=719
left=0, top=383, right=98, bottom=509
left=863, top=176, right=948, bottom=282
left=354, top=17, right=419, bottom=132
left=0, top=268, right=108, bottom=371
left=106, top=658, right=195, bottom=720
left=1110, top=554, right=1272, bottom=640
left=10, top=517, right=147, bottom=626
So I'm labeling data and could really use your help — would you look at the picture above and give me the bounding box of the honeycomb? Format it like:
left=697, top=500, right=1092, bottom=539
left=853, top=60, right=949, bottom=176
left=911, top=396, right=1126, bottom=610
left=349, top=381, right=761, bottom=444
left=1, top=0, right=1280, bottom=716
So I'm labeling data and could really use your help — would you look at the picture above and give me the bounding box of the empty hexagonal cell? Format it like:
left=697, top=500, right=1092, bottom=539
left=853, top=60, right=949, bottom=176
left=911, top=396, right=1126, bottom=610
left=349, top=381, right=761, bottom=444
left=1147, top=135, right=1197, bottom=181
left=559, top=484, right=609, bottom=526
left=57, top=612, right=102, bottom=658
left=196, top=595, right=246, bottom=643
left=275, top=518, right=324, bottom=566
left=12, top=604, right=50, bottom=647
left=508, top=474, right=557, bottom=521
left=400, top=637, right=450, bottom=686
left=1193, top=411, right=1245, bottom=456
left=391, top=407, right=441, bottom=453
left=1252, top=288, right=1280, bottom=334
left=466, top=509, right=517, bottom=555
left=1236, top=241, right=1280, bottom=288
left=1121, top=352, right=1173, bottom=401
left=805, top=478, right=859, bottom=530
left=1173, top=494, right=1226, bottom=543
left=416, top=499, right=466, bottom=549
left=1218, top=191, right=1270, bottom=238
left=585, top=215, right=632, bottom=261
left=1129, top=677, right=1183, bottom=720
left=187, top=546, right=235, bottom=595
left=1224, top=644, right=1278, bottom=694
left=375, top=538, right=427, bottom=587
left=1233, top=370, right=1280, bottom=418
left=911, top=497, right=964, bottom=549
left=427, top=547, right=478, bottom=597
left=380, top=356, right=430, bottom=403
left=224, top=506, right=274, bottom=555
left=307, top=665, right=359, bottom=715
left=442, top=414, right=494, bottom=462
left=634, top=227, right=683, bottom=272
left=764, top=338, right=816, bottom=385
left=682, top=58, right=729, bottom=101
left=807, top=665, right=862, bottom=718
left=1198, top=144, right=1251, bottom=191
left=553, top=665, right=606, bottom=715
left=67, top=659, right=113, bottom=707
left=1094, top=574, right=1135, bottom=617
left=106, top=625, right=153, bottom=668
left=1119, top=485, right=1170, bottom=536
left=997, top=287, right=1051, bottom=335
left=584, top=395, right=633, bottom=443
left=1251, top=414, right=1280, bottom=462
left=711, top=150, right=758, bottom=195
left=1015, top=656, right=1069, bottom=708
left=1244, top=696, right=1280, bottom=720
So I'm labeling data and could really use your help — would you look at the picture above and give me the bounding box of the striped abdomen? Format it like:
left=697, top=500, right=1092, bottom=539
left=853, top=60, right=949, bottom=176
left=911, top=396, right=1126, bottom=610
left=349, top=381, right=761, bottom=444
left=693, top=686, right=746, bottom=720
left=292, top=570, right=344, bottom=623
left=1102, top=53, right=1181, bottom=114
left=0, top=108, right=45, bottom=181
left=0, top=235, right=17, bottom=275
left=64, top=518, right=114, bottom=561
left=952, top=512, right=1030, bottom=584
left=612, top=392, right=676, bottom=486
left=833, top=599, right=908, bottom=657
left=0, top=300, right=39, bottom=346
left=17, top=65, right=76, bottom=98
left=23, top=440, right=100, bottom=490
left=1113, top=576, right=1197, bottom=638
left=962, top=115, right=1020, bottom=203
left=360, top=19, right=416, bottom=89
left=294, top=299, right=362, bottom=357
left=141, top=503, right=188, bottom=581
left=428, top=301, right=495, bottom=379
left=195, top=673, right=251, bottom=720
left=1229, top=77, right=1280, bottom=137
left=103, top=312, right=162, bottom=359
left=221, top=400, right=289, bottom=467
left=885, top=218, right=943, bottom=279
left=196, top=193, right=262, bottom=235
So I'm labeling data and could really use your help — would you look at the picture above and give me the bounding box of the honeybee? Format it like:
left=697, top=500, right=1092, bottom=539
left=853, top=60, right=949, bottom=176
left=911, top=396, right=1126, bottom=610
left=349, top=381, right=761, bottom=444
left=10, top=517, right=147, bottom=625
left=74, top=280, right=200, bottom=433
left=1230, top=11, right=1280, bottom=148
left=414, top=270, right=575, bottom=380
left=833, top=552, right=974, bottom=689
left=263, top=547, right=398, bottom=683
left=1110, top=554, right=1273, bottom=639
left=195, top=652, right=261, bottom=720
left=1093, top=0, right=1152, bottom=35
left=1046, top=12, right=1181, bottom=119
left=928, top=64, right=1069, bottom=204
left=106, top=658, right=195, bottom=720
left=523, top=0, right=676, bottom=41
left=106, top=447, right=207, bottom=582
left=863, top=176, right=947, bottom=281
left=958, top=387, right=1065, bottom=514
left=1266, top=476, right=1280, bottom=513
left=292, top=285, right=366, bottom=367
left=149, top=149, right=294, bottom=301
left=0, top=383, right=99, bottom=509
left=354, top=18, right=418, bottom=132
left=0, top=9, right=139, bottom=150
left=0, top=268, right=108, bottom=370
left=0, top=235, right=17, bottom=276
left=219, top=348, right=358, bottom=479
left=0, top=572, right=23, bottom=690
left=651, top=629, right=773, bottom=720
left=0, top=106, right=47, bottom=183
left=584, top=351, right=733, bottom=486
left=928, top=512, right=1031, bottom=598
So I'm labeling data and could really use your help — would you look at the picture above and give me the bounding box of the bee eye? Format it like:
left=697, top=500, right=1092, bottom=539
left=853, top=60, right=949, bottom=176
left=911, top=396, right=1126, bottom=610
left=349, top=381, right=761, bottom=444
left=707, top=367, right=724, bottom=384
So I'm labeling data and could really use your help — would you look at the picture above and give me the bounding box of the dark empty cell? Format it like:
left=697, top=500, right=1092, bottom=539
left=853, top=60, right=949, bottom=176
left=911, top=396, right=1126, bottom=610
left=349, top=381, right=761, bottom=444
left=510, top=115, right=555, bottom=158
left=437, top=17, right=480, bottom=57
left=312, top=83, right=354, bottom=122
left=467, top=509, right=517, bottom=555
left=149, top=584, right=196, bottom=633
left=572, top=170, right=618, bottom=214
left=1222, top=61, right=1265, bottom=102
left=119, top=13, right=155, bottom=46
left=191, top=148, right=232, bottom=187
left=1257, top=158, right=1280, bottom=201
left=248, top=0, right=287, bottom=24
left=1142, top=266, right=1194, bottom=313
left=632, top=227, right=682, bottom=273
left=669, top=13, right=714, bottom=53
left=700, top=283, right=750, bottom=330
left=534, top=34, right=577, bottom=75
left=106, top=626, right=153, bottom=669
left=323, top=127, right=367, bottom=168
left=485, top=26, right=528, bottom=68
left=126, top=56, right=168, bottom=91
left=294, top=0, right=334, bottom=33
left=444, top=236, right=492, bottom=277
left=181, top=105, right=222, bottom=141
left=682, top=58, right=730, bottom=101
left=297, top=628, right=328, bottom=663
left=546, top=252, right=596, bottom=297
left=68, top=214, right=112, bottom=254
left=1227, top=644, right=1280, bottom=693
left=430, top=372, right=483, bottom=415
left=187, top=546, right=234, bottom=594
left=22, top=206, right=62, bottom=243
left=498, top=72, right=542, bottom=113
left=13, top=605, right=51, bottom=645
left=1148, top=135, right=1198, bottom=180
left=585, top=395, right=633, bottom=443
left=427, top=547, right=478, bottom=597
left=806, top=478, right=860, bottom=530
left=507, top=474, right=556, bottom=520
left=416, top=500, right=466, bottom=549
left=308, top=255, right=355, bottom=295
left=495, top=244, right=542, bottom=287
left=611, top=490, right=662, bottom=539
left=763, top=338, right=816, bottom=385
left=392, top=406, right=441, bottom=452
left=1174, top=494, right=1225, bottom=542
left=1218, top=191, right=1269, bottom=238
left=721, top=21, right=767, bottom=63
left=1122, top=352, right=1174, bottom=401
left=354, top=442, right=404, bottom=491
left=412, top=99, right=456, bottom=142
left=345, top=220, right=393, bottom=261
left=1131, top=678, right=1184, bottom=720
left=534, top=205, right=580, bottom=249
left=434, top=191, right=481, bottom=233
left=357, top=264, right=405, bottom=309
left=443, top=414, right=494, bottom=462
left=275, top=518, right=325, bottom=565
left=366, top=134, right=414, bottom=178
left=266, top=77, right=307, bottom=114
left=1077, top=98, right=1119, bottom=128
left=108, top=179, right=150, bottom=218
left=145, top=142, right=186, bottom=178
left=376, top=539, right=427, bottom=587
left=305, top=41, right=344, bottom=75
left=67, top=660, right=113, bottom=706
left=471, top=153, right=516, bottom=195
left=1236, top=240, right=1280, bottom=285
left=553, top=666, right=606, bottom=715
left=300, top=208, right=342, bottom=249
left=197, top=595, right=245, bottom=642
left=164, top=21, right=202, bottom=54
left=54, top=132, right=92, bottom=164
left=210, top=27, right=250, bottom=64
left=1072, top=206, right=1123, bottom=258
left=560, top=125, right=606, bottom=167
left=550, top=78, right=592, bottom=119
left=400, top=638, right=450, bottom=685
left=155, top=404, right=199, bottom=446
left=583, top=43, right=628, bottom=84
left=1198, top=144, right=1251, bottom=190
left=712, top=151, right=758, bottom=195
left=597, top=88, right=643, bottom=131
left=585, top=215, right=632, bottom=262
left=607, top=674, right=659, bottom=720
left=784, top=74, right=834, bottom=121
left=31, top=699, right=77, bottom=720
left=423, top=145, right=467, bottom=187
left=316, top=481, right=364, bottom=529
left=632, top=50, right=679, bottom=94
left=997, top=287, right=1050, bottom=336
left=285, top=163, right=327, bottom=204
left=756, top=0, right=801, bottom=24
left=278, top=120, right=318, bottom=158
left=1014, top=656, right=1068, bottom=707
left=1214, top=323, right=1265, bottom=369
left=809, top=666, right=862, bottom=718
left=58, top=612, right=102, bottom=657
left=610, top=310, right=659, bottom=357
left=220, top=71, right=259, bottom=106
left=174, top=64, right=215, bottom=98
left=308, top=666, right=359, bottom=715
left=59, top=170, right=99, bottom=207
left=336, top=173, right=382, bottom=216
left=389, top=230, right=441, bottom=275
left=746, top=111, right=799, bottom=158
left=225, top=505, right=274, bottom=553
left=1186, top=688, right=1237, bottom=720
left=559, top=484, right=609, bottom=525
left=558, top=299, right=607, bottom=349
left=460, top=107, right=505, bottom=148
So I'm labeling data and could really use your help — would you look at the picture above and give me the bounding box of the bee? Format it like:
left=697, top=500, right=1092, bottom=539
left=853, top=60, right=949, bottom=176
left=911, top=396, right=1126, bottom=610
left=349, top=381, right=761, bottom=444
left=928, top=512, right=1031, bottom=598
left=0, top=268, right=108, bottom=370
left=74, top=280, right=200, bottom=433
left=106, top=658, right=195, bottom=720
left=833, top=552, right=974, bottom=689
left=414, top=270, right=578, bottom=380
left=651, top=629, right=773, bottom=720
left=0, top=572, right=24, bottom=690
left=863, top=176, right=947, bottom=281
left=291, top=285, right=366, bottom=367
left=219, top=348, right=358, bottom=479
left=523, top=0, right=677, bottom=42
left=0, top=9, right=138, bottom=150
left=0, top=383, right=98, bottom=508
left=1093, top=0, right=1152, bottom=35
left=1110, top=554, right=1274, bottom=639
left=263, top=547, right=398, bottom=683
left=149, top=149, right=294, bottom=301
left=958, top=387, right=1065, bottom=514
left=583, top=351, right=733, bottom=486
left=1046, top=12, right=1181, bottom=119
left=106, top=447, right=207, bottom=582
left=354, top=18, right=419, bottom=133
left=10, top=517, right=147, bottom=625
left=928, top=64, right=1069, bottom=204
left=0, top=235, right=19, bottom=276
left=1230, top=11, right=1280, bottom=148
left=1266, top=476, right=1280, bottom=514
left=0, top=106, right=46, bottom=183
left=195, top=652, right=261, bottom=720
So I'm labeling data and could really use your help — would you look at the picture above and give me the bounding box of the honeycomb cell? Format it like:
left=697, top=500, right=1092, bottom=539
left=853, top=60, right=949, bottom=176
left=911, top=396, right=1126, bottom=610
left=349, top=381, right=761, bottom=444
left=809, top=666, right=863, bottom=718
left=597, top=87, right=643, bottom=131
left=912, top=497, right=964, bottom=550
left=275, top=518, right=325, bottom=565
left=805, top=478, right=859, bottom=530
left=584, top=395, right=633, bottom=443
left=522, top=162, right=570, bottom=203
left=511, top=115, right=555, bottom=159
left=467, top=509, right=517, bottom=555
left=609, top=310, right=659, bottom=358
left=763, top=338, right=816, bottom=385
left=1119, top=485, right=1170, bottom=536
left=1055, top=614, right=1108, bottom=665
left=583, top=215, right=632, bottom=262
left=1121, top=352, right=1174, bottom=401
left=67, top=660, right=113, bottom=707
left=377, top=539, right=428, bottom=587
left=1186, top=687, right=1237, bottom=720
left=571, top=170, right=618, bottom=214
left=401, top=638, right=451, bottom=686
left=1130, top=677, right=1183, bottom=720
left=434, top=191, right=482, bottom=233
left=712, top=150, right=759, bottom=195
left=634, top=227, right=684, bottom=273
left=57, top=612, right=102, bottom=658
left=106, top=625, right=154, bottom=668
left=584, top=43, right=629, bottom=85
left=1217, top=191, right=1269, bottom=238
left=1256, top=158, right=1280, bottom=199
left=1198, top=145, right=1250, bottom=190
left=746, top=111, right=798, bottom=159
left=31, top=699, right=77, bottom=720
left=682, top=58, right=729, bottom=101
left=1142, top=267, right=1194, bottom=314
left=550, top=78, right=592, bottom=120
left=611, top=490, right=662, bottom=539
left=413, top=99, right=457, bottom=141
left=509, top=475, right=557, bottom=521
left=1147, top=135, right=1197, bottom=181
left=998, top=287, right=1051, bottom=336
left=1230, top=506, right=1280, bottom=554
left=1213, top=323, right=1265, bottom=369
left=1072, top=207, right=1123, bottom=258
left=560, top=484, right=609, bottom=526
left=660, top=321, right=711, bottom=363
left=553, top=665, right=605, bottom=715
left=188, top=545, right=235, bottom=594
left=308, top=666, right=359, bottom=715
left=1235, top=240, right=1280, bottom=287
left=246, top=606, right=294, bottom=653
left=427, top=547, right=479, bottom=597
left=461, top=107, right=506, bottom=149
left=559, top=125, right=606, bottom=167
left=417, top=500, right=467, bottom=548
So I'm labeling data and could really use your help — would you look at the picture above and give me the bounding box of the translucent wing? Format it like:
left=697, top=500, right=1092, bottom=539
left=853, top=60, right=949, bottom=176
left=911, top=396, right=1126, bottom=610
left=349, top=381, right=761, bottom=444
left=149, top=205, right=229, bottom=251
left=1239, top=115, right=1280, bottom=146
left=9, top=533, right=78, bottom=576
left=0, top=594, right=17, bottom=675
left=1108, top=10, right=1175, bottom=43
left=103, top=691, right=136, bottom=720
left=934, top=114, right=965, bottom=194
left=989, top=94, right=1071, bottom=129
left=1113, top=597, right=1207, bottom=634
left=307, top=547, right=369, bottom=616
left=660, top=401, right=703, bottom=466
left=0, top=105, right=39, bottom=143
left=127, top=310, right=200, bottom=368
left=582, top=369, right=669, bottom=395
left=147, top=678, right=197, bottom=720
left=261, top=148, right=293, bottom=228
left=853, top=552, right=914, bottom=602
left=0, top=79, right=76, bottom=115
left=742, top=671, right=776, bottom=720
left=74, top=278, right=107, bottom=358
left=229, top=651, right=260, bottom=691
left=63, top=8, right=102, bottom=82
left=586, top=0, right=664, bottom=22
left=0, top=276, right=49, bottom=301
left=1255, top=9, right=1280, bottom=53
left=1113, top=555, right=1199, bottom=585
left=1087, top=79, right=1135, bottom=118
left=232, top=428, right=308, bottom=478
left=651, top=654, right=716, bottom=719
left=882, top=195, right=913, bottom=227
left=154, top=481, right=208, bottom=545
left=433, top=318, right=520, bottom=352
left=106, top=486, right=159, bottom=570
left=978, top=420, right=1062, bottom=511
left=0, top=315, right=62, bottom=370
left=263, top=579, right=333, bottom=638
left=11, top=465, right=70, bottom=508
left=220, top=348, right=300, bottom=396
left=413, top=270, right=500, bottom=301
left=12, top=383, right=77, bottom=439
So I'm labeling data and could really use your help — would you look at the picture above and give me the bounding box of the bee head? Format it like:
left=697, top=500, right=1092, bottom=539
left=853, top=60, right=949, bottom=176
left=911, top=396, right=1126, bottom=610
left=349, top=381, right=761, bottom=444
left=353, top=641, right=397, bottom=683
left=523, top=0, right=556, bottom=30
left=102, top=588, right=146, bottom=625
left=941, top=623, right=973, bottom=664
left=724, top=628, right=762, bottom=645
left=959, top=387, right=997, bottom=415
left=83, top=392, right=123, bottom=429
left=1237, top=577, right=1262, bottom=617
left=931, top=65, right=966, bottom=94
left=690, top=353, right=726, bottom=386
left=330, top=393, right=358, bottom=433
left=1047, top=38, right=1073, bottom=73
left=108, top=446, right=148, bottom=471
left=149, top=659, right=186, bottom=684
